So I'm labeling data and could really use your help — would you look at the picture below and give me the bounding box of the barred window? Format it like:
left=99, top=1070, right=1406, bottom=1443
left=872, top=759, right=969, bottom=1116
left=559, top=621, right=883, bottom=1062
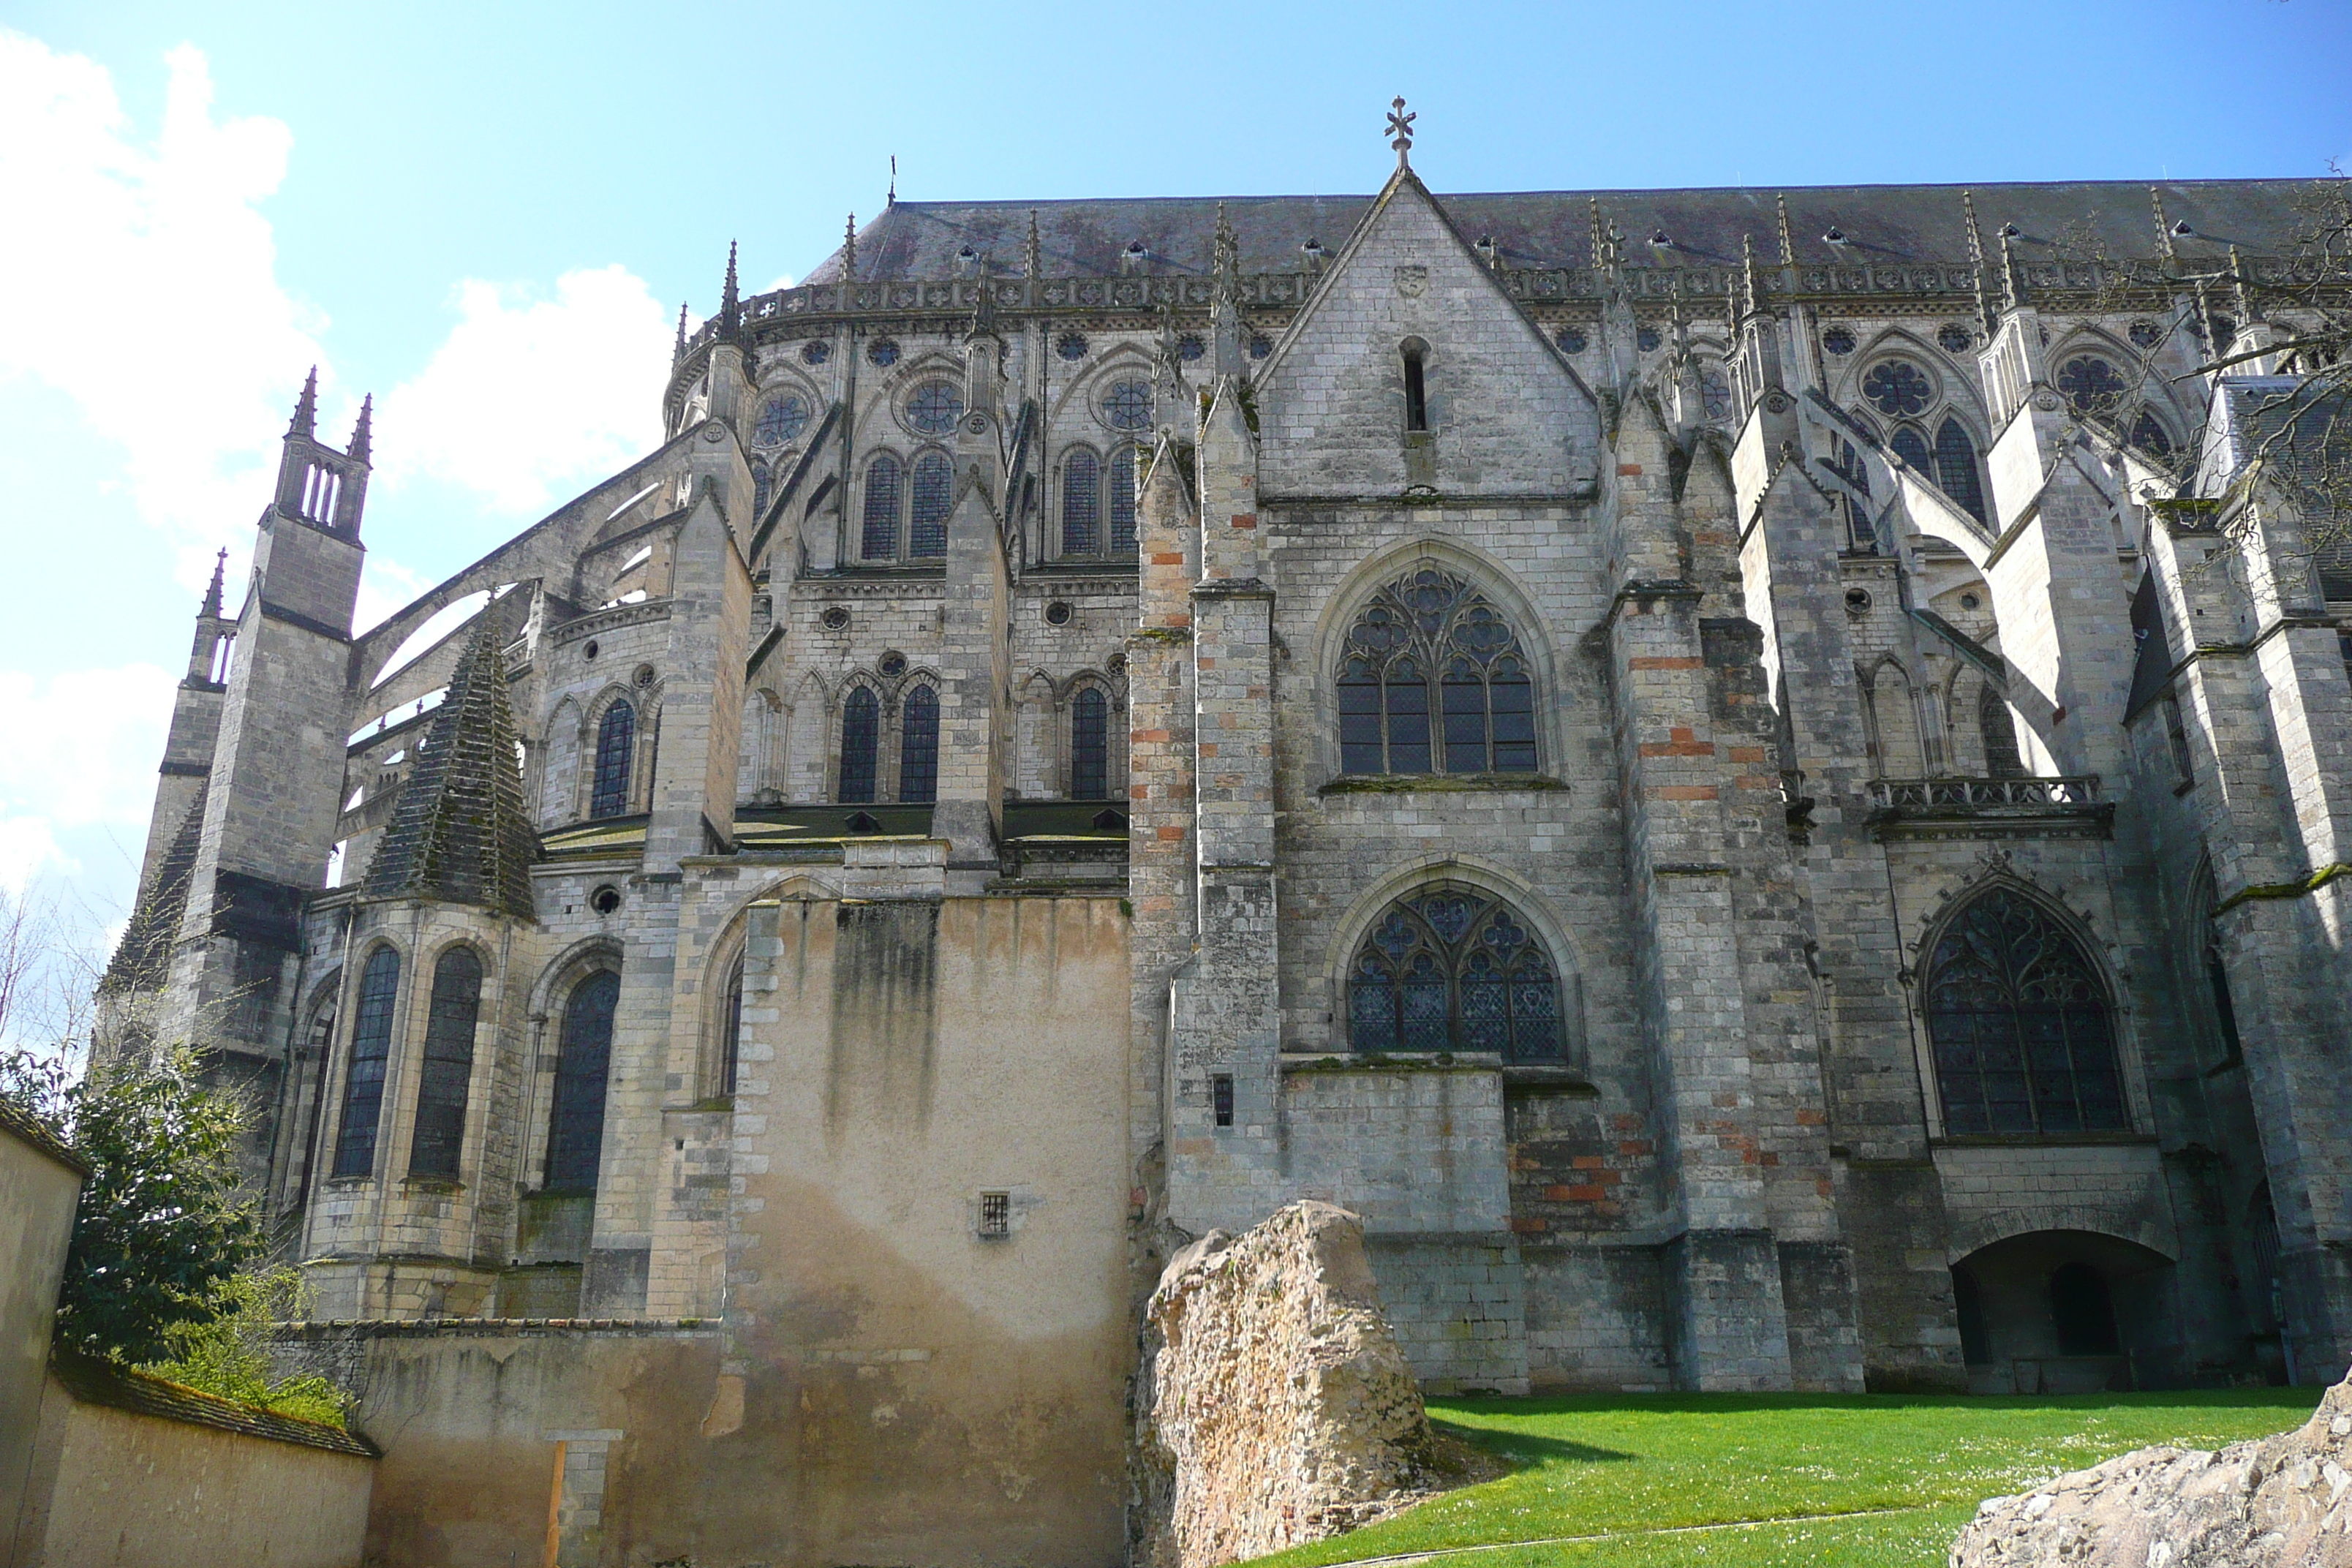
left=862, top=454, right=902, bottom=560
left=1108, top=445, right=1137, bottom=554
left=546, top=970, right=618, bottom=1190
left=1348, top=886, right=1564, bottom=1061
left=899, top=685, right=940, bottom=803
left=1933, top=418, right=1987, bottom=522
left=909, top=451, right=952, bottom=557
left=1071, top=687, right=1108, bottom=798
left=1926, top=889, right=2126, bottom=1136
left=1338, top=568, right=1537, bottom=776
left=590, top=700, right=635, bottom=819
left=1061, top=449, right=1100, bottom=555
left=839, top=687, right=880, bottom=803
left=331, top=946, right=401, bottom=1178
left=407, top=946, right=483, bottom=1179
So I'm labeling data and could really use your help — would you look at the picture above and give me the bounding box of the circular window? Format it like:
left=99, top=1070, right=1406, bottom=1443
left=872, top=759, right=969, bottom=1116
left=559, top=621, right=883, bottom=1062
left=1823, top=326, right=1856, bottom=355
left=582, top=639, right=599, bottom=660
left=1700, top=367, right=1731, bottom=421
left=2128, top=320, right=2161, bottom=350
left=1554, top=327, right=1587, bottom=355
left=1056, top=332, right=1089, bottom=361
left=2056, top=356, right=2127, bottom=416
left=755, top=393, right=809, bottom=446
left=589, top=885, right=622, bottom=916
left=1845, top=588, right=1872, bottom=616
left=1636, top=326, right=1662, bottom=353
left=1861, top=361, right=1933, bottom=418
left=821, top=606, right=850, bottom=631
left=1960, top=592, right=1982, bottom=611
left=867, top=337, right=900, bottom=368
left=633, top=664, right=656, bottom=688
left=908, top=381, right=964, bottom=434
left=1177, top=333, right=1205, bottom=362
left=1248, top=333, right=1273, bottom=360
left=1104, top=380, right=1153, bottom=431
left=802, top=339, right=831, bottom=365
left=1044, top=600, right=1073, bottom=627
left=878, top=650, right=907, bottom=678
left=1938, top=323, right=1974, bottom=353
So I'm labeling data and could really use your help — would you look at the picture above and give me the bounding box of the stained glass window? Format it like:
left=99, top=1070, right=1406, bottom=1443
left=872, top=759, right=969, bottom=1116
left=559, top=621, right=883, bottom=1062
left=1555, top=328, right=1587, bottom=354
left=755, top=394, right=809, bottom=445
left=2128, top=321, right=2162, bottom=350
left=909, top=451, right=952, bottom=557
left=546, top=970, right=618, bottom=1190
left=1348, top=886, right=1564, bottom=1061
left=1931, top=418, right=1986, bottom=521
left=908, top=381, right=963, bottom=434
left=802, top=339, right=830, bottom=365
left=590, top=700, right=635, bottom=819
left=1249, top=333, right=1273, bottom=359
left=899, top=685, right=939, bottom=804
left=1108, top=445, right=1137, bottom=554
left=721, top=955, right=744, bottom=1098
left=1071, top=687, right=1108, bottom=799
left=2130, top=411, right=2174, bottom=458
left=1700, top=367, right=1731, bottom=420
left=331, top=946, right=401, bottom=1178
left=1862, top=361, right=1933, bottom=418
left=1823, top=326, right=1856, bottom=355
left=2056, top=357, right=2127, bottom=418
left=407, top=946, right=482, bottom=1178
left=1925, top=889, right=2126, bottom=1136
left=1056, top=332, right=1089, bottom=361
left=1938, top=323, right=1975, bottom=353
left=862, top=454, right=902, bottom=560
left=867, top=338, right=900, bottom=368
left=1338, top=568, right=1537, bottom=777
left=1062, top=449, right=1100, bottom=555
left=838, top=687, right=879, bottom=803
left=1105, top=380, right=1153, bottom=431
left=1177, top=334, right=1205, bottom=362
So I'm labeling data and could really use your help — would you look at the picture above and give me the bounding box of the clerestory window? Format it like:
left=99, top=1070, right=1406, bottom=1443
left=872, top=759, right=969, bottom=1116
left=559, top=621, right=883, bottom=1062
left=1338, top=568, right=1537, bottom=777
left=1347, top=885, right=1565, bottom=1061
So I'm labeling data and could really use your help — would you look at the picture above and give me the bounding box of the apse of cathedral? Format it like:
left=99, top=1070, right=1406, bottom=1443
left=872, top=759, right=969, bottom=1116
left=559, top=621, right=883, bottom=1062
left=93, top=110, right=2352, bottom=1564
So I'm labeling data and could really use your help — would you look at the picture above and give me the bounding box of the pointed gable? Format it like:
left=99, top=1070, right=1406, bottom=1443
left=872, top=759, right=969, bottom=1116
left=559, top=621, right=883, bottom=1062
left=1254, top=167, right=1599, bottom=497
left=363, top=621, right=539, bottom=918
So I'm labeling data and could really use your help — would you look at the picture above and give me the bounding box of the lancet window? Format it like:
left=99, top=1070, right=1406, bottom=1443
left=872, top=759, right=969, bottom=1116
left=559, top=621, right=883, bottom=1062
left=1924, top=889, right=2127, bottom=1136
left=408, top=946, right=483, bottom=1179
left=331, top=946, right=401, bottom=1179
left=862, top=453, right=902, bottom=560
left=1108, top=445, right=1138, bottom=554
left=899, top=685, right=940, bottom=803
left=1071, top=687, right=1109, bottom=798
left=1338, top=568, right=1537, bottom=777
left=1061, top=449, right=1100, bottom=555
left=839, top=687, right=880, bottom=803
left=909, top=452, right=952, bottom=557
left=1347, top=886, right=1564, bottom=1061
left=590, top=699, right=636, bottom=819
left=546, top=970, right=619, bottom=1191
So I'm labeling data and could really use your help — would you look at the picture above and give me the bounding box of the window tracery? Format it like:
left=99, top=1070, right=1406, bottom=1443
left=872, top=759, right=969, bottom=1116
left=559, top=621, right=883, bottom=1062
left=408, top=946, right=482, bottom=1179
left=755, top=394, right=809, bottom=446
left=590, top=700, right=635, bottom=819
left=1104, top=380, right=1153, bottom=431
left=908, top=381, right=963, bottom=435
left=1925, top=889, right=2126, bottom=1136
left=331, top=946, right=400, bottom=1178
left=909, top=451, right=952, bottom=557
left=2056, top=355, right=2127, bottom=418
left=1863, top=360, right=1934, bottom=418
left=1347, top=885, right=1564, bottom=1061
left=1338, top=568, right=1537, bottom=777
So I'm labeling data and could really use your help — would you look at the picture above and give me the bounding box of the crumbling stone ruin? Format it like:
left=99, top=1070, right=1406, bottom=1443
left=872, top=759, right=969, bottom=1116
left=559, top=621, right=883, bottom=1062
left=1951, top=1373, right=2352, bottom=1566
left=1135, top=1202, right=1436, bottom=1568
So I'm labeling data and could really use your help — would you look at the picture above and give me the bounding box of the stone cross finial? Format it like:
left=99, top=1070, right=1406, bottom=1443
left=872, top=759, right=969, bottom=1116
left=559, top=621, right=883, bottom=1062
left=1387, top=97, right=1416, bottom=165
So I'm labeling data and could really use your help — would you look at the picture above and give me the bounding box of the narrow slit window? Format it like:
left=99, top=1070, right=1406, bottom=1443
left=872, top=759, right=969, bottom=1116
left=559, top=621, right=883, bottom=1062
left=1108, top=445, right=1137, bottom=554
left=1212, top=1074, right=1235, bottom=1128
left=1403, top=347, right=1428, bottom=431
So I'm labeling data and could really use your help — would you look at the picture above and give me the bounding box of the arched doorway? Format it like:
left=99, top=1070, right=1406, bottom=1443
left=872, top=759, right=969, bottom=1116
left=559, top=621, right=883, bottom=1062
left=1948, top=1229, right=2177, bottom=1393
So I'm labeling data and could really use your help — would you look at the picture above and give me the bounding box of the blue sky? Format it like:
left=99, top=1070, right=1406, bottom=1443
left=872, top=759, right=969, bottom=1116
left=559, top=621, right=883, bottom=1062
left=0, top=0, right=2346, bottom=970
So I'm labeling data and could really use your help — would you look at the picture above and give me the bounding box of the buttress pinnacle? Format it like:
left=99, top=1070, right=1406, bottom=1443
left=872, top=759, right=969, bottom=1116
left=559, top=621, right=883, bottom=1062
left=288, top=366, right=319, bottom=438
left=201, top=548, right=227, bottom=619
left=720, top=241, right=742, bottom=336
left=347, top=395, right=373, bottom=464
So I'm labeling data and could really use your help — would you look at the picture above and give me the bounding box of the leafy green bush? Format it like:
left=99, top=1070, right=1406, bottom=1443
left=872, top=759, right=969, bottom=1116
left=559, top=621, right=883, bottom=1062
left=142, top=1265, right=348, bottom=1428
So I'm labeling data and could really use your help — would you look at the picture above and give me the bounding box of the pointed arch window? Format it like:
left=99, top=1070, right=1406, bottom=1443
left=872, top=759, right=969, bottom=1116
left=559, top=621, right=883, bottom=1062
left=909, top=451, right=952, bottom=557
left=1891, top=424, right=1933, bottom=474
left=1925, top=889, right=2126, bottom=1136
left=839, top=687, right=880, bottom=803
left=750, top=458, right=773, bottom=521
left=408, top=946, right=483, bottom=1179
left=862, top=453, right=902, bottom=561
left=1062, top=449, right=1101, bottom=555
left=1108, top=444, right=1138, bottom=554
left=899, top=685, right=940, bottom=803
left=721, top=953, right=745, bottom=1098
left=1338, top=568, right=1537, bottom=776
left=1933, top=418, right=1987, bottom=521
left=2130, top=411, right=2174, bottom=459
left=331, top=946, right=401, bottom=1179
left=1071, top=687, right=1109, bottom=798
left=546, top=970, right=618, bottom=1191
left=590, top=699, right=635, bottom=819
left=1348, top=885, right=1564, bottom=1062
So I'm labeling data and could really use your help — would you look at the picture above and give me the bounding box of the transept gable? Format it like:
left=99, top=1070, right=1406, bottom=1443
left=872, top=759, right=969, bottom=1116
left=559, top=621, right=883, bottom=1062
left=1243, top=166, right=1601, bottom=497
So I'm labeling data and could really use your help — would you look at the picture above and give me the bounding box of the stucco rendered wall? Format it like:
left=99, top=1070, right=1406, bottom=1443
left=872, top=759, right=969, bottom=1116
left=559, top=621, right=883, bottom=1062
left=0, top=1115, right=80, bottom=1564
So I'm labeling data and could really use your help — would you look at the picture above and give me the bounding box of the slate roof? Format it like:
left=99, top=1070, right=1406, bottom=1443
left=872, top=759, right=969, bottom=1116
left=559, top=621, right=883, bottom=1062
left=802, top=179, right=2334, bottom=284
left=99, top=781, right=206, bottom=995
left=48, top=1349, right=376, bottom=1458
left=361, top=623, right=538, bottom=917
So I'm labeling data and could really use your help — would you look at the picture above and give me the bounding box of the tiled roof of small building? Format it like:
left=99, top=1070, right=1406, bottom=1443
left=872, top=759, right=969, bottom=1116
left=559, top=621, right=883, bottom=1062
left=801, top=178, right=2332, bottom=283
left=48, top=1349, right=376, bottom=1458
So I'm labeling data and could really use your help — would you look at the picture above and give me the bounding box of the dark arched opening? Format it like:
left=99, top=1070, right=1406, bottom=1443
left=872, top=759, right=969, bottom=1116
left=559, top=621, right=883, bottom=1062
left=1950, top=1230, right=2175, bottom=1393
left=546, top=970, right=619, bottom=1192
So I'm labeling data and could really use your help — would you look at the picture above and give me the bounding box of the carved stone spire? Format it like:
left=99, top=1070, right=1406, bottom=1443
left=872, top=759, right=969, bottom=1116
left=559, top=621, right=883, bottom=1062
left=2151, top=186, right=2178, bottom=260
left=674, top=301, right=689, bottom=364
left=719, top=241, right=742, bottom=338
left=2229, top=244, right=2261, bottom=324
left=347, top=394, right=372, bottom=464
left=200, top=547, right=227, bottom=619
left=1211, top=201, right=1246, bottom=376
left=1963, top=189, right=1997, bottom=333
left=287, top=366, right=318, bottom=438
left=1997, top=227, right=2028, bottom=312
left=1776, top=193, right=1796, bottom=265
left=1740, top=233, right=1769, bottom=318
left=842, top=214, right=857, bottom=283
left=1024, top=209, right=1043, bottom=280
left=1589, top=197, right=1606, bottom=269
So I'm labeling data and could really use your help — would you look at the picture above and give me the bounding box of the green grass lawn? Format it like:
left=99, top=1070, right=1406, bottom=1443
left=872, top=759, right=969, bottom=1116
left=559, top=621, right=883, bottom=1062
left=1249, top=1390, right=2321, bottom=1568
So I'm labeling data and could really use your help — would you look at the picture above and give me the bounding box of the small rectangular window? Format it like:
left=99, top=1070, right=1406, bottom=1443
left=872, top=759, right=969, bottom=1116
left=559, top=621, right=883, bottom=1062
left=1212, top=1074, right=1234, bottom=1128
left=2163, top=696, right=2195, bottom=788
left=978, top=1191, right=1011, bottom=1238
left=1403, top=350, right=1428, bottom=432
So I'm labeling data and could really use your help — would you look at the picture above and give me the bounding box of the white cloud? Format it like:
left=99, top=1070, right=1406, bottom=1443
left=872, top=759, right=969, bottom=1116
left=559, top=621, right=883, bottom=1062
left=0, top=32, right=328, bottom=579
left=0, top=665, right=176, bottom=893
left=377, top=266, right=672, bottom=516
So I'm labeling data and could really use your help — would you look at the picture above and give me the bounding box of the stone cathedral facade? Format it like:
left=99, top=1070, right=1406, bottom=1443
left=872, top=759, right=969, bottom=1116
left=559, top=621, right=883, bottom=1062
left=99, top=123, right=2352, bottom=1564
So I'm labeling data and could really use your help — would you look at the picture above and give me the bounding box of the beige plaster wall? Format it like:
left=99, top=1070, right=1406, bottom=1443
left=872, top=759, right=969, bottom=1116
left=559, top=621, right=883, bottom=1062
left=0, top=1121, right=80, bottom=1560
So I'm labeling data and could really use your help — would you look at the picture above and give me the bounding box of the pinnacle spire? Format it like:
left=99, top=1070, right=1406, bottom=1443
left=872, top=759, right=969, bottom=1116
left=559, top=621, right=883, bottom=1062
left=1588, top=197, right=1605, bottom=268
left=2151, top=187, right=2177, bottom=260
left=842, top=214, right=857, bottom=282
left=1775, top=193, right=1795, bottom=265
left=719, top=241, right=742, bottom=337
left=1997, top=227, right=2027, bottom=312
left=347, top=394, right=372, bottom=464
left=201, top=548, right=227, bottom=619
left=1740, top=233, right=1768, bottom=316
left=674, top=301, right=689, bottom=363
left=1024, top=209, right=1043, bottom=280
left=2229, top=244, right=2259, bottom=323
left=288, top=366, right=318, bottom=438
left=1962, top=189, right=1997, bottom=333
left=362, top=615, right=538, bottom=917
